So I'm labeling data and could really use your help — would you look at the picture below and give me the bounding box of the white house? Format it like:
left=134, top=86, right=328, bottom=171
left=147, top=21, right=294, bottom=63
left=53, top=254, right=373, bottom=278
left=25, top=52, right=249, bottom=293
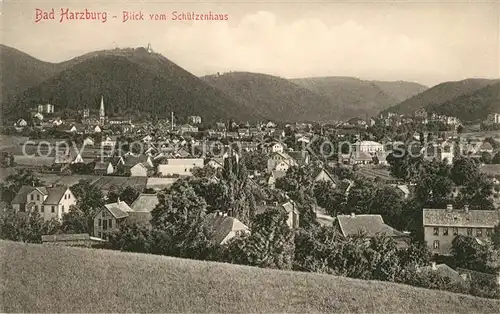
left=157, top=158, right=204, bottom=177
left=353, top=141, right=384, bottom=154
left=11, top=185, right=76, bottom=222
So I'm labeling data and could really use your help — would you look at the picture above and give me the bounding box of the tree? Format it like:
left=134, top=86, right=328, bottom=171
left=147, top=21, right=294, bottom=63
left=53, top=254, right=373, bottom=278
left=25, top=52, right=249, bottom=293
left=451, top=235, right=491, bottom=273
left=150, top=180, right=215, bottom=259
left=456, top=173, right=495, bottom=210
left=314, top=181, right=345, bottom=216
left=225, top=208, right=295, bottom=270
left=492, top=223, right=500, bottom=250
left=0, top=207, right=56, bottom=243
left=107, top=185, right=140, bottom=205
left=242, top=151, right=267, bottom=173
left=481, top=151, right=493, bottom=164
left=451, top=157, right=480, bottom=186
left=492, top=152, right=500, bottom=164
left=62, top=180, right=105, bottom=234
left=0, top=169, right=43, bottom=203
left=107, top=220, right=153, bottom=253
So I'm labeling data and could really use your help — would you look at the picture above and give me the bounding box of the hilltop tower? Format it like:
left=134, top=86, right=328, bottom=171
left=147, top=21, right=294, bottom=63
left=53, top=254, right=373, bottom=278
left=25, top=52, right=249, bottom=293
left=99, top=96, right=106, bottom=125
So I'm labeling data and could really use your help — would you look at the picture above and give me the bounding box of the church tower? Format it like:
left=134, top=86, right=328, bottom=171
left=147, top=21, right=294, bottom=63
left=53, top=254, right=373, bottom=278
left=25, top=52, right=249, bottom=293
left=99, top=96, right=106, bottom=125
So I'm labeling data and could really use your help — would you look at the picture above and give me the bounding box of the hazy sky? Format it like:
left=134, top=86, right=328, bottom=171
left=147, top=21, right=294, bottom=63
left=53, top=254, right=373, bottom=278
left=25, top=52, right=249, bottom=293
left=2, top=0, right=499, bottom=86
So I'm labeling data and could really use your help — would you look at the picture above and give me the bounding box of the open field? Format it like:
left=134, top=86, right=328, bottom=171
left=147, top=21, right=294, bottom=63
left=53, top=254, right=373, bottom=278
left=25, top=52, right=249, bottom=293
left=1, top=240, right=499, bottom=313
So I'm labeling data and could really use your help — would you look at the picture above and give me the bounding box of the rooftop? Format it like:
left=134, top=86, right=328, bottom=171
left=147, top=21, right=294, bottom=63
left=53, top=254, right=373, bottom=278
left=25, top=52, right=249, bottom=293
left=422, top=208, right=500, bottom=228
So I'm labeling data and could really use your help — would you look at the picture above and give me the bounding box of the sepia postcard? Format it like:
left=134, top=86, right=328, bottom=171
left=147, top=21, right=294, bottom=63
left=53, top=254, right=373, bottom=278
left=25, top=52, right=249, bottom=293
left=1, top=0, right=500, bottom=313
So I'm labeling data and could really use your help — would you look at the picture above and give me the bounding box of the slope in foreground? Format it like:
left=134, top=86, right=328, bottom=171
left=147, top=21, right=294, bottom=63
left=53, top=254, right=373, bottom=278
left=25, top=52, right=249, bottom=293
left=1, top=241, right=499, bottom=313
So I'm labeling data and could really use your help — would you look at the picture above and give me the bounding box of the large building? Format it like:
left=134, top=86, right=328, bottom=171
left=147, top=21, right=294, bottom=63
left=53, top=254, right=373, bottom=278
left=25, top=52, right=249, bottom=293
left=423, top=205, right=500, bottom=256
left=352, top=141, right=384, bottom=154
left=37, top=103, right=54, bottom=114
left=11, top=186, right=76, bottom=222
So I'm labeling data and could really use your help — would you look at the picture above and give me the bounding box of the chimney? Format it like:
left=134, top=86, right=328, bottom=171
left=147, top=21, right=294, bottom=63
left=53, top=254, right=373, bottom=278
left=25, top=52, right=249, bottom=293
left=446, top=204, right=453, bottom=212
left=431, top=262, right=437, bottom=270
left=464, top=204, right=469, bottom=213
left=350, top=213, right=355, bottom=217
left=117, top=197, right=121, bottom=205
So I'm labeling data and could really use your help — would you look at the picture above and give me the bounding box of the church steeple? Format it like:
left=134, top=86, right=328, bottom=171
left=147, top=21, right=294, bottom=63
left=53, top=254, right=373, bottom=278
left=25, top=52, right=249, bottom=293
left=99, top=96, right=105, bottom=125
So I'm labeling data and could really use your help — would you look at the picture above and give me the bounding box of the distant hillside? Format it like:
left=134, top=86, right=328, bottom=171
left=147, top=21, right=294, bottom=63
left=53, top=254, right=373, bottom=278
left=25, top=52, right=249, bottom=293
left=290, top=77, right=415, bottom=119
left=371, top=80, right=428, bottom=103
left=382, top=78, right=499, bottom=116
left=2, top=241, right=499, bottom=313
left=0, top=45, right=60, bottom=104
left=3, top=47, right=261, bottom=123
left=427, top=81, right=500, bottom=123
left=202, top=72, right=339, bottom=123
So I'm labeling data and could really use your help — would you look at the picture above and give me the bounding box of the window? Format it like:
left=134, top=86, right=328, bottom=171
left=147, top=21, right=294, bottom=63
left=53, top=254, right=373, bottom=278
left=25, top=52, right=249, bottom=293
left=36, top=194, right=40, bottom=201
left=452, top=228, right=458, bottom=236
left=51, top=206, right=55, bottom=213
left=30, top=194, right=34, bottom=201
left=109, top=219, right=112, bottom=228
left=476, top=229, right=483, bottom=237
left=103, top=220, right=108, bottom=230
left=62, top=205, right=65, bottom=212
left=443, top=228, right=448, bottom=236
left=41, top=206, right=44, bottom=213
left=467, top=228, right=472, bottom=236
left=433, top=227, right=439, bottom=235
left=486, top=229, right=492, bottom=236
left=433, top=240, right=440, bottom=249
left=98, top=219, right=102, bottom=227
left=68, top=194, right=71, bottom=199
left=64, top=195, right=67, bottom=200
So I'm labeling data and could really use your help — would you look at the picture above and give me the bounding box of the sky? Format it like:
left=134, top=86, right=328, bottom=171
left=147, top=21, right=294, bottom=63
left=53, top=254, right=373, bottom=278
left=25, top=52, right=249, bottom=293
left=2, top=0, right=499, bottom=86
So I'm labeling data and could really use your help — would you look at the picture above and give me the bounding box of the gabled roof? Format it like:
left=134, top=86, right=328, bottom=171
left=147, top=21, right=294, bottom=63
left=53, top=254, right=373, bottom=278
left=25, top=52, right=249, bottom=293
left=205, top=213, right=249, bottom=245
left=130, top=193, right=159, bottom=212
left=313, top=168, right=339, bottom=185
left=422, top=208, right=500, bottom=228
left=94, top=161, right=112, bottom=170
left=43, top=186, right=69, bottom=205
left=281, top=201, right=299, bottom=215
left=419, top=264, right=465, bottom=283
left=103, top=201, right=133, bottom=219
left=11, top=186, right=49, bottom=204
left=336, top=214, right=406, bottom=238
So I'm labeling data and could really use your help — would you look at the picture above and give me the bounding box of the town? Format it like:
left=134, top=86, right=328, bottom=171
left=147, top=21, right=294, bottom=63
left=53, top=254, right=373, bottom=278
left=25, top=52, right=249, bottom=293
left=1, top=94, right=500, bottom=301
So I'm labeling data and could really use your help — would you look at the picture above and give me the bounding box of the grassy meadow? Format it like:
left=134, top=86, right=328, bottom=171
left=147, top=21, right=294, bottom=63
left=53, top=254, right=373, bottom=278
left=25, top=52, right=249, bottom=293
left=1, top=240, right=499, bottom=313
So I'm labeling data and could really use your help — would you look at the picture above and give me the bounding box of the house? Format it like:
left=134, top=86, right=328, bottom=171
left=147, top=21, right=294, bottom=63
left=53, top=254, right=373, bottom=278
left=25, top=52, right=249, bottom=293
left=342, top=151, right=373, bottom=165
left=93, top=125, right=102, bottom=133
left=94, top=161, right=114, bottom=175
left=93, top=200, right=134, bottom=239
left=424, top=141, right=454, bottom=165
left=267, top=151, right=297, bottom=172
left=11, top=185, right=76, bottom=222
left=123, top=155, right=153, bottom=176
left=334, top=213, right=410, bottom=247
left=205, top=212, right=250, bottom=245
left=157, top=158, right=204, bottom=177
left=129, top=162, right=148, bottom=177
left=485, top=113, right=500, bottom=125
left=353, top=141, right=384, bottom=154
left=205, top=158, right=224, bottom=169
left=83, top=137, right=95, bottom=146
left=288, top=150, right=310, bottom=166
left=267, top=142, right=284, bottom=153
left=188, top=116, right=202, bottom=125
left=267, top=170, right=287, bottom=188
left=422, top=204, right=500, bottom=256
left=15, top=119, right=27, bottom=127
left=179, top=124, right=198, bottom=133
left=101, top=136, right=116, bottom=148
left=37, top=103, right=54, bottom=114
left=281, top=201, right=300, bottom=229
left=313, top=168, right=338, bottom=187
left=418, top=263, right=466, bottom=283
